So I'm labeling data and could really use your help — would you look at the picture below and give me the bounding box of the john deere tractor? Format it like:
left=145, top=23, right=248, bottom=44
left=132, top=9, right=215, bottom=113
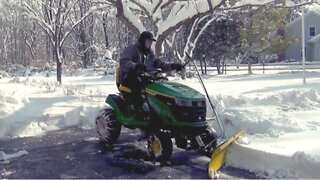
left=96, top=67, right=217, bottom=163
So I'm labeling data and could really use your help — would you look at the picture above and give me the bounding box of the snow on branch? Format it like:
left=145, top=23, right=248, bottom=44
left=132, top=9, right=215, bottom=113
left=222, top=0, right=317, bottom=10
left=157, top=0, right=223, bottom=35
left=60, top=4, right=105, bottom=47
left=102, top=0, right=316, bottom=57
left=173, top=12, right=222, bottom=62
left=20, top=2, right=55, bottom=42
left=122, top=1, right=145, bottom=33
left=130, top=0, right=162, bottom=22
left=160, top=0, right=190, bottom=10
left=129, top=0, right=153, bottom=14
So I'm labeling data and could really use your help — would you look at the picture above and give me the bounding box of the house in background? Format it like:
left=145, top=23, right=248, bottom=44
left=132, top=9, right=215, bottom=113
left=284, top=11, right=320, bottom=62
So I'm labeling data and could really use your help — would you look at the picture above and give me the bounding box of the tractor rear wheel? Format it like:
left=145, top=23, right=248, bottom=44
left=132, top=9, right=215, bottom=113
left=147, top=131, right=173, bottom=163
left=96, top=107, right=121, bottom=146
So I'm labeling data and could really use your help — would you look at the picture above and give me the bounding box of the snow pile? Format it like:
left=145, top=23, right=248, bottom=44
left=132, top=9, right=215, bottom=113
left=175, top=71, right=320, bottom=178
left=213, top=89, right=320, bottom=137
left=205, top=89, right=320, bottom=178
left=0, top=98, right=102, bottom=138
left=218, top=91, right=320, bottom=178
left=0, top=91, right=29, bottom=137
left=0, top=77, right=107, bottom=138
left=227, top=130, right=320, bottom=178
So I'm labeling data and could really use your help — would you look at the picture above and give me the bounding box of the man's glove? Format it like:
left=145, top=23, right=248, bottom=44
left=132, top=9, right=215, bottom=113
left=135, top=63, right=147, bottom=72
left=171, top=63, right=184, bottom=71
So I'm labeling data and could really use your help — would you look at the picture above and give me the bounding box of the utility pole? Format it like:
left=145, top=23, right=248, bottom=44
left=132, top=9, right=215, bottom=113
left=301, top=10, right=306, bottom=85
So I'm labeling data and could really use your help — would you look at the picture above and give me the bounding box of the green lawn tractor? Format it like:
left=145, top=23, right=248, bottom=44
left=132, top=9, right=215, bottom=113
left=96, top=67, right=217, bottom=159
left=95, top=53, right=244, bottom=178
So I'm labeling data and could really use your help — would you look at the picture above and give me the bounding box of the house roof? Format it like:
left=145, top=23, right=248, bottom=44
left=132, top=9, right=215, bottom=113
left=286, top=11, right=320, bottom=28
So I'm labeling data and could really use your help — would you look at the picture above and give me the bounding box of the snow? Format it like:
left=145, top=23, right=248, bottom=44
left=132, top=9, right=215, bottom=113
left=0, top=68, right=320, bottom=178
left=234, top=0, right=278, bottom=7
left=123, top=1, right=145, bottom=33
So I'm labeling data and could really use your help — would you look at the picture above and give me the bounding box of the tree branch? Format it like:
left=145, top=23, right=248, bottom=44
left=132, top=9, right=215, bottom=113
left=160, top=0, right=189, bottom=9
left=112, top=1, right=143, bottom=37
left=21, top=2, right=55, bottom=45
left=152, top=0, right=162, bottom=14
left=221, top=0, right=316, bottom=10
left=60, top=5, right=98, bottom=47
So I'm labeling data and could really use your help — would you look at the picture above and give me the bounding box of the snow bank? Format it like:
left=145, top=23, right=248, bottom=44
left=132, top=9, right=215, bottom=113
left=0, top=91, right=29, bottom=115
left=0, top=101, right=102, bottom=138
left=175, top=72, right=320, bottom=178
left=0, top=77, right=107, bottom=138
left=227, top=130, right=320, bottom=178
left=0, top=90, right=29, bottom=137
left=205, top=88, right=320, bottom=178
left=212, top=89, right=320, bottom=137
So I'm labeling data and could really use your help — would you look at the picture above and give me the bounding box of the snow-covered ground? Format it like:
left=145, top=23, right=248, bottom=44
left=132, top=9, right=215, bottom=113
left=0, top=69, right=320, bottom=178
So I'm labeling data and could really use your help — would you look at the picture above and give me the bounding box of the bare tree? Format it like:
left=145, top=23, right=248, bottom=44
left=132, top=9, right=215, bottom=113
left=20, top=0, right=102, bottom=83
left=0, top=0, right=31, bottom=67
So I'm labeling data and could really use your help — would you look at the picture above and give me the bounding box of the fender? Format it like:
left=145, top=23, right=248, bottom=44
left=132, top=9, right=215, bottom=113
left=106, top=94, right=148, bottom=127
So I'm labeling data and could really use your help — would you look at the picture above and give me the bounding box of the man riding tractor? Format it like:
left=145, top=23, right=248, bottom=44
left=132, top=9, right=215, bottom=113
left=119, top=31, right=184, bottom=120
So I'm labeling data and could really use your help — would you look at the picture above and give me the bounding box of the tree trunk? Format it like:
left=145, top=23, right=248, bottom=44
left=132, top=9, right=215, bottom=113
left=54, top=44, right=62, bottom=84
left=248, top=59, right=253, bottom=74
left=46, top=36, right=51, bottom=63
left=221, top=57, right=225, bottom=74
left=57, top=60, right=62, bottom=84
left=102, top=13, right=109, bottom=49
left=216, top=59, right=221, bottom=74
left=200, top=59, right=204, bottom=74
left=79, top=29, right=88, bottom=68
left=204, top=57, right=207, bottom=75
left=21, top=32, right=27, bottom=67
left=13, top=28, right=18, bottom=64
left=88, top=15, right=95, bottom=65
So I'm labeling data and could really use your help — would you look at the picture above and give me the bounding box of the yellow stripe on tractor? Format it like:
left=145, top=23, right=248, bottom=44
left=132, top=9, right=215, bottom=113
left=146, top=88, right=175, bottom=99
left=208, top=130, right=246, bottom=178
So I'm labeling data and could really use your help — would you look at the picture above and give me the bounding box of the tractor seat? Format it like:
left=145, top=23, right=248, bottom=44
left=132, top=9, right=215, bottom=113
left=116, top=67, right=132, bottom=94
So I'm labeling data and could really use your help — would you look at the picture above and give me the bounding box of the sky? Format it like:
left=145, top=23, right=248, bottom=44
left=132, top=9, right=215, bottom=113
left=0, top=67, right=320, bottom=178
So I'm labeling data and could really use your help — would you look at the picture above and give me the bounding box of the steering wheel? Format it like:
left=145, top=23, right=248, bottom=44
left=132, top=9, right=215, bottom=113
left=146, top=68, right=162, bottom=75
left=147, top=68, right=169, bottom=81
left=136, top=68, right=167, bottom=82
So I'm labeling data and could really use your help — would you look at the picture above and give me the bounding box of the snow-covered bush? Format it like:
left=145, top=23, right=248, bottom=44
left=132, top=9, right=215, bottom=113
left=0, top=71, right=10, bottom=78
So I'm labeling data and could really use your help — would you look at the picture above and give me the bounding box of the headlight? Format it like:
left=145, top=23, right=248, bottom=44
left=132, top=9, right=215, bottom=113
left=175, top=98, right=192, bottom=107
left=175, top=98, right=206, bottom=107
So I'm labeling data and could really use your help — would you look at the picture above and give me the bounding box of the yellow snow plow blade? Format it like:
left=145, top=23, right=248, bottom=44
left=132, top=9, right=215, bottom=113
left=208, top=130, right=246, bottom=178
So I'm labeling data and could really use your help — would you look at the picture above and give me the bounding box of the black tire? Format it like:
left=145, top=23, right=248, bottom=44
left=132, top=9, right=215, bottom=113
left=95, top=107, right=121, bottom=146
left=147, top=131, right=173, bottom=163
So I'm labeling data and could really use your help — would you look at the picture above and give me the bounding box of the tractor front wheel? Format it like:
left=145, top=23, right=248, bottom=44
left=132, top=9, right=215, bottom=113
left=147, top=131, right=173, bottom=163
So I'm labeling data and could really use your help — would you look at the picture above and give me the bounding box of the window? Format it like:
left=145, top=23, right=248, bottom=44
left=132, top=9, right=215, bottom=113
left=309, top=27, right=316, bottom=36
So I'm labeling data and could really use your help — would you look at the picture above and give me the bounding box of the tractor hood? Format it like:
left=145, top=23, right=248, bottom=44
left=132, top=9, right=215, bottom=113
left=146, top=82, right=205, bottom=100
